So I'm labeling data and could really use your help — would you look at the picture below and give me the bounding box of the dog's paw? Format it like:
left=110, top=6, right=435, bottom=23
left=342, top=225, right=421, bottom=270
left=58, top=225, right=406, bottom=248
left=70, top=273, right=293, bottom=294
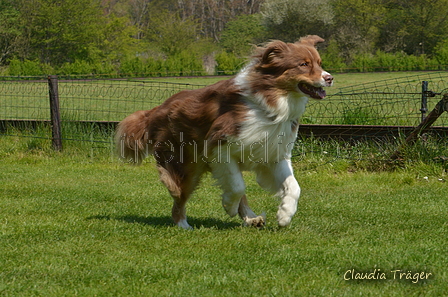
left=277, top=217, right=291, bottom=227
left=177, top=219, right=194, bottom=230
left=243, top=212, right=266, bottom=228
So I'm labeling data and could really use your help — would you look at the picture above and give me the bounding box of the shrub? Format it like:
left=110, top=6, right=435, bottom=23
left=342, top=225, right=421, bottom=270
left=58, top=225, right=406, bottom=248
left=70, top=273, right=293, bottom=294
left=215, top=52, right=244, bottom=75
left=434, top=39, right=448, bottom=67
left=58, top=60, right=95, bottom=76
left=6, top=58, right=53, bottom=76
left=351, top=53, right=378, bottom=72
left=164, top=51, right=205, bottom=76
left=320, top=40, right=347, bottom=72
left=119, top=57, right=146, bottom=77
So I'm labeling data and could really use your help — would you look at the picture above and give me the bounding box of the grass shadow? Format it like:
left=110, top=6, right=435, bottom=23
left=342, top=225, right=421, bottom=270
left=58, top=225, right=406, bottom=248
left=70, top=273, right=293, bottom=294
left=87, top=214, right=241, bottom=230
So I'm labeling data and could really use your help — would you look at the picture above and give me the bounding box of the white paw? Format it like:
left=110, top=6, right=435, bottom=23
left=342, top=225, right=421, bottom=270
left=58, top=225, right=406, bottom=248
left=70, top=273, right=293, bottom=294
left=223, top=203, right=239, bottom=217
left=277, top=214, right=292, bottom=227
left=243, top=212, right=266, bottom=228
left=177, top=219, right=193, bottom=230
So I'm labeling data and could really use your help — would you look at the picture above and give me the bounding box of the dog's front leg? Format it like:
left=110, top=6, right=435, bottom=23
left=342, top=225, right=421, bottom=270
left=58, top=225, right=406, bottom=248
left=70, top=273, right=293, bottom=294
left=275, top=159, right=301, bottom=227
left=257, top=159, right=301, bottom=227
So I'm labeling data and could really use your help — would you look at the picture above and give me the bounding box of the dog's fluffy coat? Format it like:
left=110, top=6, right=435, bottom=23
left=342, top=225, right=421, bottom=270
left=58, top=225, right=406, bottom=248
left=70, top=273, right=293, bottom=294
left=116, top=35, right=333, bottom=229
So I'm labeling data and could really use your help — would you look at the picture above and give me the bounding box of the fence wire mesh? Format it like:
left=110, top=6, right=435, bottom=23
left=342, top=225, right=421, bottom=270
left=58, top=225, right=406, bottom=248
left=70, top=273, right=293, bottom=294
left=1, top=72, right=448, bottom=167
left=307, top=71, right=448, bottom=126
left=1, top=72, right=448, bottom=125
left=0, top=77, right=206, bottom=122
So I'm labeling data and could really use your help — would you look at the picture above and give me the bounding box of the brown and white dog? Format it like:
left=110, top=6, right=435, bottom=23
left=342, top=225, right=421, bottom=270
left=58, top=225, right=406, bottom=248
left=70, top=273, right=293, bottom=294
left=116, top=35, right=333, bottom=229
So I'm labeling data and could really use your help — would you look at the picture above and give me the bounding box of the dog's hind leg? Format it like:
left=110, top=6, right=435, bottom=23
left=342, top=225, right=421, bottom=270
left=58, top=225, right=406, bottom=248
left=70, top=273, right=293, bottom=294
left=211, top=160, right=246, bottom=218
left=211, top=160, right=264, bottom=227
left=238, top=195, right=266, bottom=228
left=157, top=163, right=202, bottom=230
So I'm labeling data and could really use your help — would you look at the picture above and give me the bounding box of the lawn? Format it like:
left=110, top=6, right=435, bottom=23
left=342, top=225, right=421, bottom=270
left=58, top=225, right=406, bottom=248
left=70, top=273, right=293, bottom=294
left=0, top=136, right=447, bottom=296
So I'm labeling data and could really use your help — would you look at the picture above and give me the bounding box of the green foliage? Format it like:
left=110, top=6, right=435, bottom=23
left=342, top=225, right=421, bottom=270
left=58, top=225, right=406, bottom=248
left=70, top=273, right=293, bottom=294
left=164, top=51, right=206, bottom=76
left=119, top=57, right=149, bottom=76
left=59, top=60, right=98, bottom=76
left=379, top=0, right=448, bottom=56
left=145, top=9, right=198, bottom=56
left=6, top=58, right=53, bottom=76
left=220, top=14, right=267, bottom=57
left=17, top=0, right=105, bottom=65
left=262, top=0, right=334, bottom=42
left=215, top=52, right=245, bottom=75
left=349, top=51, right=440, bottom=72
left=2, top=0, right=448, bottom=75
left=434, top=39, right=448, bottom=66
left=331, top=0, right=385, bottom=57
left=100, top=14, right=141, bottom=63
left=320, top=39, right=346, bottom=72
left=338, top=107, right=385, bottom=125
left=0, top=0, right=21, bottom=64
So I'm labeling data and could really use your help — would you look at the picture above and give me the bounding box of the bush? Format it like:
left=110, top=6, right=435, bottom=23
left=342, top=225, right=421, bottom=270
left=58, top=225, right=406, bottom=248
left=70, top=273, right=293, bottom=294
left=164, top=51, right=206, bottom=76
left=119, top=57, right=146, bottom=76
left=434, top=39, right=448, bottom=68
left=6, top=58, right=53, bottom=76
left=320, top=40, right=347, bottom=72
left=351, top=53, right=378, bottom=72
left=350, top=51, right=441, bottom=72
left=215, top=52, right=244, bottom=75
left=58, top=60, right=95, bottom=76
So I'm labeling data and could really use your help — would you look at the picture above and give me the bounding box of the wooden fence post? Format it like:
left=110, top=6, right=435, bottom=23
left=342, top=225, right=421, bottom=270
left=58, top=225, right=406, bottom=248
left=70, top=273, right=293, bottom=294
left=48, top=75, right=63, bottom=151
left=391, top=93, right=448, bottom=160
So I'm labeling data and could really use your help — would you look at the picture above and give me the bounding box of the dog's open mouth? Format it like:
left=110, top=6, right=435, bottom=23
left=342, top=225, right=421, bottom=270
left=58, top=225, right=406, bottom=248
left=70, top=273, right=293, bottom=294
left=298, top=83, right=326, bottom=99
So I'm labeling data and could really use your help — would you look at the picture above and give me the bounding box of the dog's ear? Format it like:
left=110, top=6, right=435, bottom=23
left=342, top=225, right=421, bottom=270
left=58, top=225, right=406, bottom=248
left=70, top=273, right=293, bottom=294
left=259, top=40, right=289, bottom=65
left=296, top=35, right=325, bottom=47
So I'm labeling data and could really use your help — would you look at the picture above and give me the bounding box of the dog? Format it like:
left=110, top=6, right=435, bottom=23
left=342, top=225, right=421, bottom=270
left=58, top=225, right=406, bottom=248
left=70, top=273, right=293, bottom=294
left=116, top=35, right=333, bottom=229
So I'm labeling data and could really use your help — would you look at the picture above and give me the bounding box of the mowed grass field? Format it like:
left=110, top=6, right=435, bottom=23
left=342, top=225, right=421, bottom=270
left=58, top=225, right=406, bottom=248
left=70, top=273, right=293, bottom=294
left=1, top=72, right=448, bottom=295
left=1, top=133, right=448, bottom=296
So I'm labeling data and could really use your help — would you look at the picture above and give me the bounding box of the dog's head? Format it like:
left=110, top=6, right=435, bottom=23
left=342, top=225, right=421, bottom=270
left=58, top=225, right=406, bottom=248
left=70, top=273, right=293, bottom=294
left=254, top=35, right=333, bottom=100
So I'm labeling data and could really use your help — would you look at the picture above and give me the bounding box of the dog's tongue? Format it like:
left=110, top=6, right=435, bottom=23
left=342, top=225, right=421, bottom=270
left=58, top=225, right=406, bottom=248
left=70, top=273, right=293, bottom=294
left=298, top=83, right=326, bottom=100
left=316, top=88, right=326, bottom=99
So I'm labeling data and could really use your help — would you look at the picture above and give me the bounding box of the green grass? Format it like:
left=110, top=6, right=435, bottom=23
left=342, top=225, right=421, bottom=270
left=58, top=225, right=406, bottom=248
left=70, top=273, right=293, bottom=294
left=1, top=136, right=447, bottom=296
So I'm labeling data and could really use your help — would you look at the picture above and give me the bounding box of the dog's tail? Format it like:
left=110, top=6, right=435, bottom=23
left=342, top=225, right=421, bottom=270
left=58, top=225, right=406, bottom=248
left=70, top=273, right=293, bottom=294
left=115, top=109, right=156, bottom=164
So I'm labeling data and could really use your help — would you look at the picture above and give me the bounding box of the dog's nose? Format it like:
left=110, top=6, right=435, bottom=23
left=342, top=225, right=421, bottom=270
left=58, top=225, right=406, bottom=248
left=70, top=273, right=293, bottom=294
left=323, top=73, right=334, bottom=86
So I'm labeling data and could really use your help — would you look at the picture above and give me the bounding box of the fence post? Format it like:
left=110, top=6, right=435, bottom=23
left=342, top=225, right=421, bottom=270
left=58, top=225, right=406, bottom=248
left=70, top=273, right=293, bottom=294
left=421, top=81, right=428, bottom=122
left=48, top=75, right=63, bottom=151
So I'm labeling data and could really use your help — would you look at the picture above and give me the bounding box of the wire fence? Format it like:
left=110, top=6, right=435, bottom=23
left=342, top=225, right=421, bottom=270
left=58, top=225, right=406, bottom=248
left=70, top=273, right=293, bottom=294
left=1, top=72, right=448, bottom=125
left=1, top=72, right=448, bottom=165
left=307, top=71, right=448, bottom=126
left=0, top=77, right=203, bottom=122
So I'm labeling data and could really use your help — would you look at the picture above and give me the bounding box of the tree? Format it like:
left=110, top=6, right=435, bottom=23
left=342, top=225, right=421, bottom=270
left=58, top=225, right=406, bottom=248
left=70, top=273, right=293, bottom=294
left=177, top=0, right=262, bottom=42
left=145, top=9, right=199, bottom=56
left=16, top=0, right=105, bottom=66
left=378, top=0, right=448, bottom=56
left=220, top=14, right=267, bottom=56
left=100, top=14, right=140, bottom=62
left=331, top=0, right=386, bottom=61
left=0, top=0, right=21, bottom=65
left=261, top=0, right=334, bottom=42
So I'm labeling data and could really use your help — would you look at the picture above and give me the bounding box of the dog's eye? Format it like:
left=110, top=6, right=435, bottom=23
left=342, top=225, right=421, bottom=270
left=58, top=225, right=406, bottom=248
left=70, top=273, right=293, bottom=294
left=300, top=62, right=309, bottom=67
